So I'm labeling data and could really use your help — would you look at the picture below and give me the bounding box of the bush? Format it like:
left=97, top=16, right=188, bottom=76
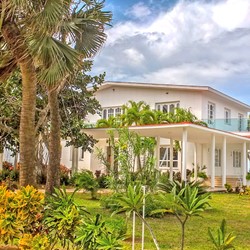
left=144, top=193, right=168, bottom=218
left=73, top=170, right=99, bottom=199
left=246, top=172, right=250, bottom=180
left=96, top=174, right=109, bottom=188
left=99, top=193, right=122, bottom=211
left=224, top=183, right=233, bottom=193
left=0, top=185, right=44, bottom=246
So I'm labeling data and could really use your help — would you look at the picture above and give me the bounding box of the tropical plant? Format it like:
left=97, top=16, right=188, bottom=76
left=0, top=185, right=44, bottom=246
left=0, top=0, right=112, bottom=189
left=75, top=213, right=125, bottom=250
left=154, top=183, right=211, bottom=250
left=73, top=170, right=99, bottom=199
left=112, top=183, right=160, bottom=250
left=43, top=187, right=86, bottom=249
left=208, top=219, right=236, bottom=250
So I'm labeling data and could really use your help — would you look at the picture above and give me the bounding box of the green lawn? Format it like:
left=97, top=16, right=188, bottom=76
left=74, top=192, right=250, bottom=250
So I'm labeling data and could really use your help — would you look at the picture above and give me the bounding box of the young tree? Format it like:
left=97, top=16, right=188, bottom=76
left=156, top=183, right=211, bottom=250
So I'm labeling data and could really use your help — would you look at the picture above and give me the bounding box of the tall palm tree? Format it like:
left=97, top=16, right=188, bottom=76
left=44, top=1, right=111, bottom=193
left=0, top=0, right=111, bottom=188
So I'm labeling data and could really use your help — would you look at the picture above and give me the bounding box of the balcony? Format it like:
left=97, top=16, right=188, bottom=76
left=202, top=118, right=250, bottom=132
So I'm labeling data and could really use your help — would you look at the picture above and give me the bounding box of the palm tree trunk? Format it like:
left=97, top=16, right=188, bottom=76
left=2, top=21, right=37, bottom=186
left=46, top=87, right=61, bottom=193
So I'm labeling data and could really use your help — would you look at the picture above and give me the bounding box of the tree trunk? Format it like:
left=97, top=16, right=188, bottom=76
left=2, top=21, right=37, bottom=187
left=45, top=88, right=61, bottom=194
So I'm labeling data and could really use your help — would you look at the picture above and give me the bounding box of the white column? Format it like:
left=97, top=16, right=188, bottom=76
left=181, top=128, right=187, bottom=182
left=194, top=143, right=197, bottom=181
left=170, top=138, right=173, bottom=181
left=211, top=134, right=215, bottom=188
left=222, top=137, right=227, bottom=187
left=155, top=136, right=160, bottom=170
left=242, top=142, right=247, bottom=186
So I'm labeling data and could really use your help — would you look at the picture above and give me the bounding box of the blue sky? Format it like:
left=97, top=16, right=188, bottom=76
left=91, top=0, right=250, bottom=104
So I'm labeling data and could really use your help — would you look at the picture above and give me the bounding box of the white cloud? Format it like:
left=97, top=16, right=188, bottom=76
left=123, top=48, right=145, bottom=65
left=126, top=2, right=152, bottom=19
left=93, top=0, right=250, bottom=102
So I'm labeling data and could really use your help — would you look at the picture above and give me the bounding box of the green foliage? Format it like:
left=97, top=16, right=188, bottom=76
left=75, top=214, right=125, bottom=250
left=97, top=128, right=157, bottom=192
left=155, top=182, right=211, bottom=250
left=44, top=187, right=86, bottom=249
left=224, top=183, right=233, bottom=193
left=246, top=172, right=250, bottom=180
left=73, top=170, right=99, bottom=199
left=158, top=179, right=207, bottom=196
left=99, top=193, right=122, bottom=211
left=112, top=183, right=160, bottom=250
left=208, top=219, right=236, bottom=249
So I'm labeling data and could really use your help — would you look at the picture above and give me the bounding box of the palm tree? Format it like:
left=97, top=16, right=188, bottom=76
left=0, top=0, right=111, bottom=188
left=44, top=2, right=111, bottom=193
left=122, top=101, right=151, bottom=126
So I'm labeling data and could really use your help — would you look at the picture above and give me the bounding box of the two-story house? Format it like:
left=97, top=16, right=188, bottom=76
left=62, top=81, right=250, bottom=188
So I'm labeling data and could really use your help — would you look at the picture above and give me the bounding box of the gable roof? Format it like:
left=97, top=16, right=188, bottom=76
left=97, top=81, right=250, bottom=110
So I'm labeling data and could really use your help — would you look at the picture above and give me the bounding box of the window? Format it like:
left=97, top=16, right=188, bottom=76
left=224, top=108, right=231, bottom=125
left=215, top=148, right=221, bottom=167
left=233, top=151, right=241, bottom=168
left=238, top=114, right=243, bottom=131
left=159, top=146, right=178, bottom=168
left=102, top=106, right=122, bottom=119
left=156, top=102, right=180, bottom=113
left=208, top=102, right=215, bottom=125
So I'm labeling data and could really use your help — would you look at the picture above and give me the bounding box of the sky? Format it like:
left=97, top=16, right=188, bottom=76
left=91, top=0, right=250, bottom=104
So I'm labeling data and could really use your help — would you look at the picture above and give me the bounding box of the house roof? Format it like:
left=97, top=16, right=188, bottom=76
left=97, top=81, right=250, bottom=110
left=83, top=123, right=250, bottom=145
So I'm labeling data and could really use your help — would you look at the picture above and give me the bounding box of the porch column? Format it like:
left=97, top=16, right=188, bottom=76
left=222, top=137, right=227, bottom=187
left=181, top=127, right=187, bottom=182
left=242, top=142, right=247, bottom=186
left=194, top=143, right=197, bottom=181
left=155, top=136, right=160, bottom=170
left=211, top=134, right=215, bottom=189
left=170, top=138, right=173, bottom=181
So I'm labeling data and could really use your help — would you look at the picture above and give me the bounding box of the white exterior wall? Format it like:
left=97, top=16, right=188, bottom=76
left=61, top=83, right=250, bottom=178
left=87, top=86, right=205, bottom=123
left=201, top=92, right=248, bottom=119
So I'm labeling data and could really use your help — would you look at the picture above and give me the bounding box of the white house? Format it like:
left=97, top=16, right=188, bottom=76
left=61, top=81, right=250, bottom=188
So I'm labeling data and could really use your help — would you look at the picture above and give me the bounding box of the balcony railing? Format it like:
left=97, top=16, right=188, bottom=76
left=202, top=118, right=250, bottom=132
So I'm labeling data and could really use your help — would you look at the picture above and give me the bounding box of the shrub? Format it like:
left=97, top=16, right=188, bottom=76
left=99, top=193, right=122, bottom=211
left=96, top=173, right=109, bottom=188
left=144, top=193, right=168, bottom=218
left=246, top=172, right=250, bottom=180
left=224, top=183, right=233, bottom=193
left=73, top=170, right=99, bottom=199
left=0, top=185, right=44, bottom=246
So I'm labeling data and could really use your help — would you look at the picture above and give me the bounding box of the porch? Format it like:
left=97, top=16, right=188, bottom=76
left=83, top=122, right=250, bottom=189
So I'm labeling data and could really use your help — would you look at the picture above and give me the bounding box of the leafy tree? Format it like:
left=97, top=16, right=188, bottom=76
left=208, top=219, right=236, bottom=250
left=0, top=1, right=78, bottom=186
left=0, top=0, right=111, bottom=189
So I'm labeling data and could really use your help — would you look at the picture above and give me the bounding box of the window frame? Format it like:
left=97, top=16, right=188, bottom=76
left=159, top=145, right=178, bottom=168
left=232, top=150, right=241, bottom=168
left=102, top=106, right=122, bottom=119
left=155, top=102, right=180, bottom=114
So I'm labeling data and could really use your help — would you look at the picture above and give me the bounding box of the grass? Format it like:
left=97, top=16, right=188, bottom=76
left=74, top=191, right=250, bottom=250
